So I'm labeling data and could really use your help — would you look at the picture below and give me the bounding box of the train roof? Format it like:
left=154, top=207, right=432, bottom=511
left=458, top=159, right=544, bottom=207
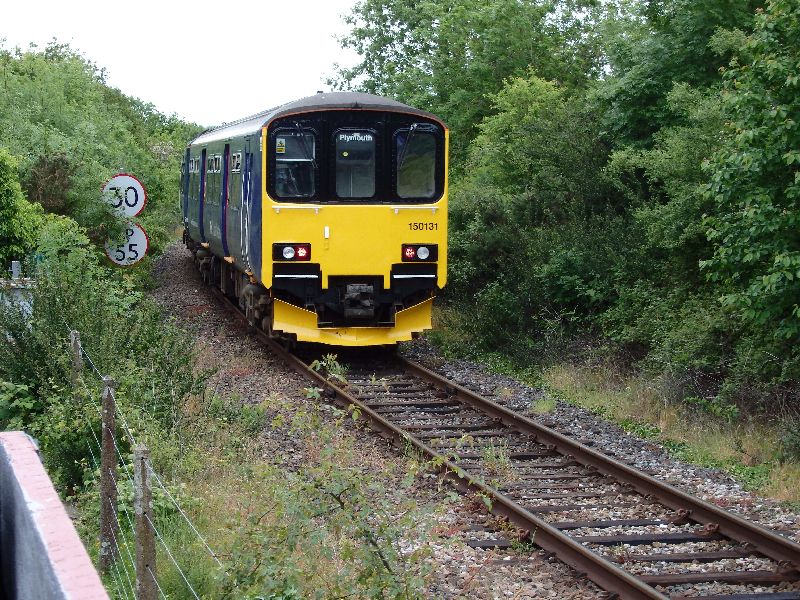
left=190, top=92, right=444, bottom=147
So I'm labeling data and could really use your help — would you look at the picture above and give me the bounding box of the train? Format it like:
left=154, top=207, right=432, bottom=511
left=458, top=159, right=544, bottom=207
left=181, top=92, right=449, bottom=346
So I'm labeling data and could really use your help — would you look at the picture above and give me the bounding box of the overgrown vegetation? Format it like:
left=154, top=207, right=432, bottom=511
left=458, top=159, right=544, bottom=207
left=1, top=222, right=439, bottom=598
left=334, top=0, right=800, bottom=448
left=0, top=40, right=202, bottom=265
left=540, top=362, right=800, bottom=503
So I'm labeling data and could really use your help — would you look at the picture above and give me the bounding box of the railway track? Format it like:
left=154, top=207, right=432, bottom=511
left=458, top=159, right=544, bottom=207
left=213, top=290, right=800, bottom=599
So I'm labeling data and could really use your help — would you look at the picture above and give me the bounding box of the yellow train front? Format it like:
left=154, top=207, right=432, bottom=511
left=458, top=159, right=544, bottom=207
left=182, top=92, right=448, bottom=346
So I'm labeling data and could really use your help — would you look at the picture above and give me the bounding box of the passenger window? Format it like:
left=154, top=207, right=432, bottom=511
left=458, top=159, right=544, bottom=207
left=274, top=129, right=316, bottom=198
left=396, top=126, right=437, bottom=199
left=335, top=130, right=375, bottom=199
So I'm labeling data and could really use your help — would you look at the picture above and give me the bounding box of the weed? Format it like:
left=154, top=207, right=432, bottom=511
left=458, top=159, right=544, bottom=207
left=684, top=395, right=740, bottom=422
left=346, top=402, right=362, bottom=421
left=530, top=396, right=557, bottom=414
left=454, top=434, right=476, bottom=451
left=619, top=419, right=661, bottom=439
left=310, top=353, right=348, bottom=385
left=303, top=386, right=322, bottom=400
left=480, top=440, right=515, bottom=482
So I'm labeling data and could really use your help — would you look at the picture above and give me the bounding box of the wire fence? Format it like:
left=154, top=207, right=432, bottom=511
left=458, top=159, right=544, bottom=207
left=68, top=324, right=219, bottom=600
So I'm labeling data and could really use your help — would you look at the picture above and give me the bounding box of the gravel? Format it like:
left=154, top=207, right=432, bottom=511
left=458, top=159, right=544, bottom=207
left=150, top=243, right=605, bottom=599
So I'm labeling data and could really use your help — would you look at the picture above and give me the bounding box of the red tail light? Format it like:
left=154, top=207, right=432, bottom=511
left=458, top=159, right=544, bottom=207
left=273, top=243, right=311, bottom=261
left=402, top=244, right=437, bottom=262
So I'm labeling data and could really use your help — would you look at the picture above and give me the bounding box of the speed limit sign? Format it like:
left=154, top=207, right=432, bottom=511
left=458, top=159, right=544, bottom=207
left=102, top=173, right=147, bottom=217
left=105, top=223, right=149, bottom=267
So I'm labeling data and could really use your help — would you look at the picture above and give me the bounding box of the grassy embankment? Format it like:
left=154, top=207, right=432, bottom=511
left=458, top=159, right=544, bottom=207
left=83, top=383, right=440, bottom=599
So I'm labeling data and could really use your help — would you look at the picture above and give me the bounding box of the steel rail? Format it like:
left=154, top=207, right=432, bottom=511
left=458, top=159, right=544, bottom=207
left=399, top=357, right=800, bottom=569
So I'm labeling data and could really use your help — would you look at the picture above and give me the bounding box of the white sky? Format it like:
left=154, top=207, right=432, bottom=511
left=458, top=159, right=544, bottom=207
left=1, top=0, right=360, bottom=127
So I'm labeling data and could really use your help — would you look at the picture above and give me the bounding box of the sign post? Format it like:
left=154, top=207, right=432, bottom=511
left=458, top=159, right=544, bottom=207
left=102, top=173, right=148, bottom=267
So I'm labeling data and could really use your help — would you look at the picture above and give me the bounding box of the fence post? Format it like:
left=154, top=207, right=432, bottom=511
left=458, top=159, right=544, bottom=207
left=134, top=443, right=157, bottom=600
left=70, top=330, right=82, bottom=391
left=99, top=376, right=119, bottom=573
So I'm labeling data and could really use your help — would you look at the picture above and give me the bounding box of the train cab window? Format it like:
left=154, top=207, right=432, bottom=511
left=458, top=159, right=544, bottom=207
left=396, top=125, right=437, bottom=199
left=274, top=129, right=316, bottom=198
left=335, top=129, right=375, bottom=199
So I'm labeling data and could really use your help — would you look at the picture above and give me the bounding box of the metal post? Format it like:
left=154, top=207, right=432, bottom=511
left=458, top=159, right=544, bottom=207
left=70, top=330, right=82, bottom=391
left=134, top=444, right=157, bottom=600
left=99, top=376, right=119, bottom=573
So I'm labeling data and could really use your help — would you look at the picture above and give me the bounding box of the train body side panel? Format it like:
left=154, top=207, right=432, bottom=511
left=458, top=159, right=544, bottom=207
left=181, top=149, right=190, bottom=228
left=186, top=148, right=206, bottom=242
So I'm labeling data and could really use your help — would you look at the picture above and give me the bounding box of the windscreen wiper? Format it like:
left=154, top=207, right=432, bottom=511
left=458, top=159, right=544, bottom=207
left=293, top=121, right=317, bottom=170
left=397, top=122, right=419, bottom=174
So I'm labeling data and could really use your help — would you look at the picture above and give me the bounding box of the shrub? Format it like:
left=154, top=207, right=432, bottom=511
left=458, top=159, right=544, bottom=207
left=702, top=0, right=800, bottom=343
left=0, top=147, right=43, bottom=268
left=0, top=222, right=207, bottom=489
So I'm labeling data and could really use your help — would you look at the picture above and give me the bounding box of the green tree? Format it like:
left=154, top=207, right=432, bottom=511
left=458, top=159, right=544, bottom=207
left=0, top=148, right=43, bottom=268
left=0, top=40, right=202, bottom=252
left=447, top=73, right=618, bottom=349
left=332, top=0, right=605, bottom=165
left=703, top=0, right=800, bottom=342
left=465, top=72, right=608, bottom=214
left=596, top=0, right=760, bottom=145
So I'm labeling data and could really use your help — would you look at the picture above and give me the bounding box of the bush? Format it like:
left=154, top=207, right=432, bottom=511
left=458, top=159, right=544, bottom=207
left=702, top=0, right=800, bottom=343
left=0, top=147, right=43, bottom=268
left=0, top=222, right=207, bottom=489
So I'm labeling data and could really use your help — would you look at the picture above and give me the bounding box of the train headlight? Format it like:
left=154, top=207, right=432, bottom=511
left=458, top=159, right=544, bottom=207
left=402, top=244, right=437, bottom=262
left=273, top=243, right=311, bottom=261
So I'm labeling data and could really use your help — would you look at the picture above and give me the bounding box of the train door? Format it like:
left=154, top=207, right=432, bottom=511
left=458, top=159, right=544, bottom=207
left=198, top=148, right=207, bottom=241
left=241, top=137, right=254, bottom=272
left=227, top=146, right=244, bottom=266
left=221, top=144, right=230, bottom=257
left=182, top=148, right=190, bottom=226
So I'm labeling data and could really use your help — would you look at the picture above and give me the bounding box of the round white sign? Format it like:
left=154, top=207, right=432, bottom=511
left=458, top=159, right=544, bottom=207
left=105, top=223, right=149, bottom=267
left=102, top=173, right=147, bottom=217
